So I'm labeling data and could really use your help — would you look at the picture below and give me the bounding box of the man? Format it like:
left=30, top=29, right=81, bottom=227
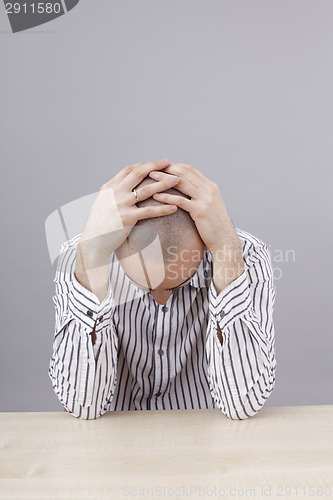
left=49, top=159, right=276, bottom=420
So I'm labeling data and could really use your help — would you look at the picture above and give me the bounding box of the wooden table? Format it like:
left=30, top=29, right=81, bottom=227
left=0, top=405, right=332, bottom=500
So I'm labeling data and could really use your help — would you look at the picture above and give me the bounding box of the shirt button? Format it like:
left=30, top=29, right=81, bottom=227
left=157, top=349, right=164, bottom=356
left=220, top=310, right=226, bottom=319
left=86, top=310, right=93, bottom=317
left=155, top=391, right=161, bottom=397
left=98, top=315, right=104, bottom=322
left=161, top=305, right=168, bottom=312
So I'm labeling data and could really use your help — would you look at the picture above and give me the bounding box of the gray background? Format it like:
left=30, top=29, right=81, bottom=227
left=1, top=0, right=332, bottom=412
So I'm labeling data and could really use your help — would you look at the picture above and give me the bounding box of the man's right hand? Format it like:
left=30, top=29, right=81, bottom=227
left=75, top=160, right=180, bottom=302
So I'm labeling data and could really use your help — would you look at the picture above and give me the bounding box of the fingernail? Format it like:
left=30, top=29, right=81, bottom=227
left=161, top=158, right=169, bottom=164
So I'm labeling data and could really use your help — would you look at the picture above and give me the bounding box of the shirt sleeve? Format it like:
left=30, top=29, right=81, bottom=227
left=48, top=234, right=118, bottom=419
left=206, top=231, right=277, bottom=420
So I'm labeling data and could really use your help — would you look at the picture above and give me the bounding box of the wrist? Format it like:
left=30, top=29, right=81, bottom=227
left=76, top=238, right=110, bottom=269
left=212, top=245, right=245, bottom=294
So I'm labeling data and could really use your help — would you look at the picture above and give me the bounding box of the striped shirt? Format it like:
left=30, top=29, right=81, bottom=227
left=48, top=228, right=276, bottom=420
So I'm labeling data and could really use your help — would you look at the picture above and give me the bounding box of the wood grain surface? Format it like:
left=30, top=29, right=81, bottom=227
left=0, top=405, right=332, bottom=500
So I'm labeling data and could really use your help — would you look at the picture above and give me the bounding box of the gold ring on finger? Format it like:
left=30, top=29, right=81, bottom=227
left=132, top=188, right=140, bottom=203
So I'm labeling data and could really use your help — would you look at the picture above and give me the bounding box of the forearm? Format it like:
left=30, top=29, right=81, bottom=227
left=207, top=230, right=277, bottom=420
left=211, top=239, right=245, bottom=294
left=207, top=310, right=276, bottom=420
left=75, top=239, right=111, bottom=304
left=49, top=318, right=118, bottom=420
left=50, top=234, right=118, bottom=419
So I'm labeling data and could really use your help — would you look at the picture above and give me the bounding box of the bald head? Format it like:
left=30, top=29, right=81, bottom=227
left=115, top=174, right=205, bottom=292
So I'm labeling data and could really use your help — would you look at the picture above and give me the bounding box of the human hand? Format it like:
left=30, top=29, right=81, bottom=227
left=148, top=163, right=238, bottom=254
left=148, top=163, right=245, bottom=292
left=78, top=159, right=180, bottom=262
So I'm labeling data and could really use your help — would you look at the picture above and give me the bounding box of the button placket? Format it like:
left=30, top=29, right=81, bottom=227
left=151, top=303, right=170, bottom=402
left=214, top=309, right=225, bottom=323
left=220, top=310, right=226, bottom=319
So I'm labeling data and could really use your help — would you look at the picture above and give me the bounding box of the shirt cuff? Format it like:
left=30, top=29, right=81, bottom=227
left=68, top=272, right=114, bottom=331
left=208, top=271, right=252, bottom=335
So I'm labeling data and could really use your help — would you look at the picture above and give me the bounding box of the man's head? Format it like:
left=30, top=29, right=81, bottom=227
left=115, top=175, right=205, bottom=299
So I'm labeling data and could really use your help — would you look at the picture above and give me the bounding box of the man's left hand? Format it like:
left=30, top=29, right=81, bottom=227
left=148, top=163, right=245, bottom=292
